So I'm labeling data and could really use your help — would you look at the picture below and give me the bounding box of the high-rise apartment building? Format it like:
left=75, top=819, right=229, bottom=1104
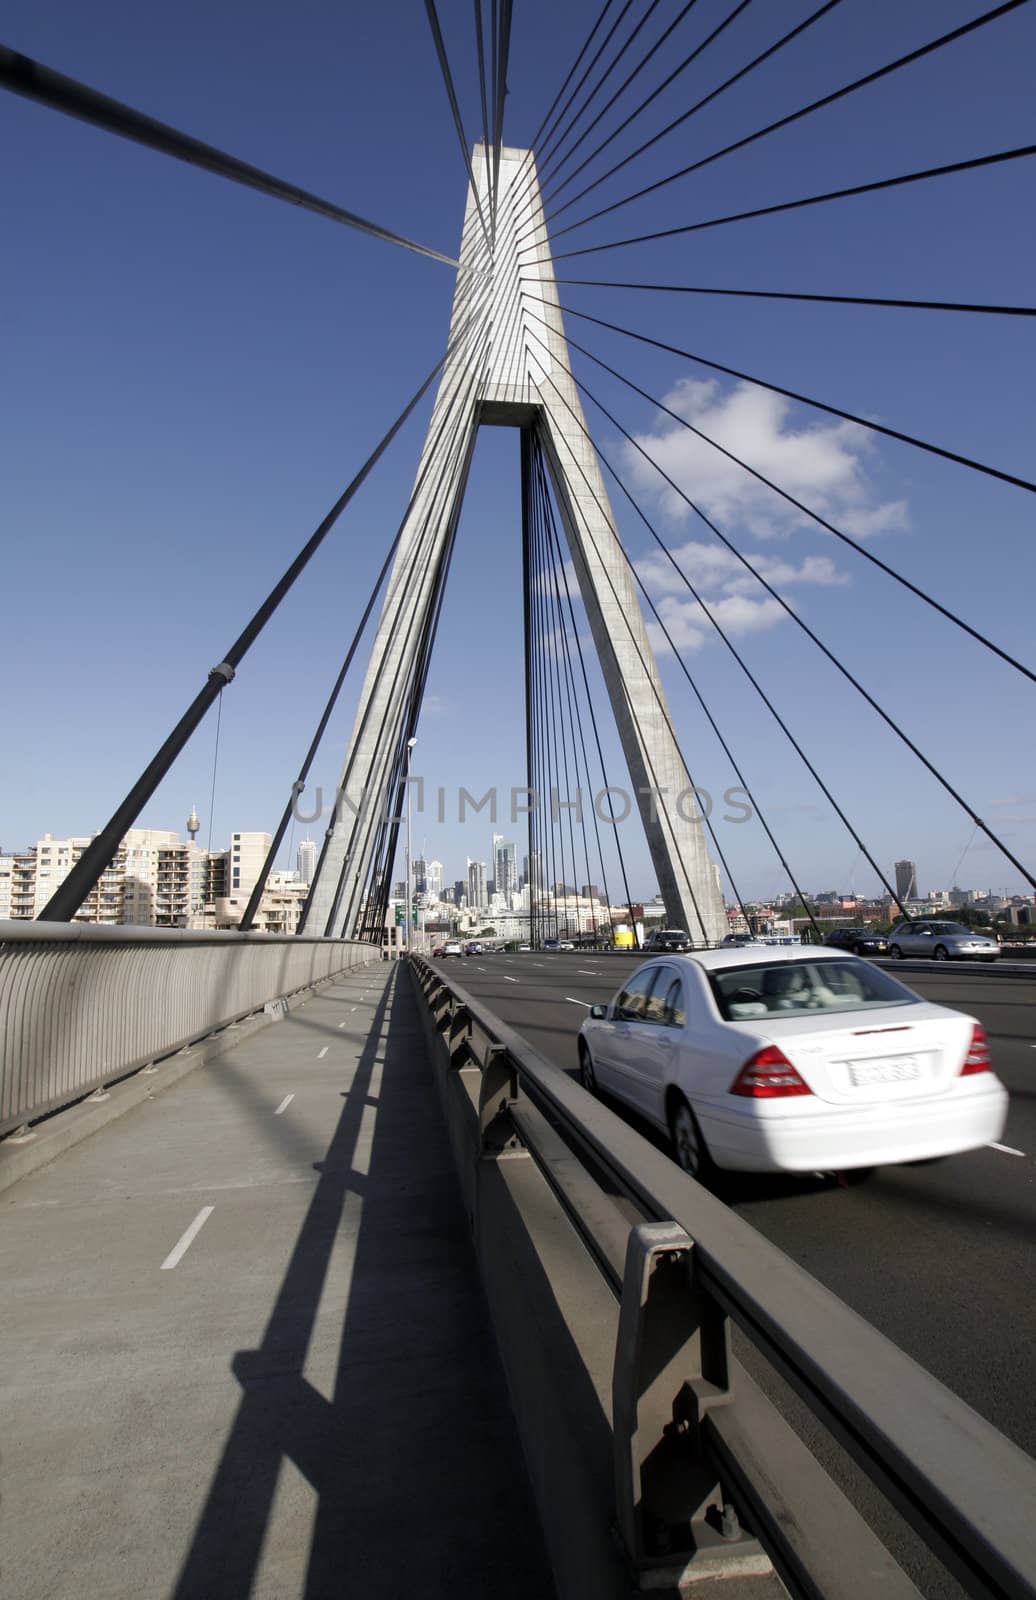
left=895, top=859, right=919, bottom=901
left=467, top=859, right=487, bottom=909
left=425, top=859, right=444, bottom=899
left=493, top=834, right=518, bottom=901
left=297, top=838, right=318, bottom=886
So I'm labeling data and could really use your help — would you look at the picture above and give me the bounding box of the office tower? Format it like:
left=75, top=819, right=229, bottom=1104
left=895, top=860, right=918, bottom=901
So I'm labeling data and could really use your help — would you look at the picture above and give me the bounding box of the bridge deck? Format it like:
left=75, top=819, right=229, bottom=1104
left=0, top=961, right=555, bottom=1599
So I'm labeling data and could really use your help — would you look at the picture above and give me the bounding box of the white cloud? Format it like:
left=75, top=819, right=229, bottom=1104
left=621, top=377, right=909, bottom=543
left=637, top=540, right=848, bottom=600
left=647, top=592, right=787, bottom=656
left=637, top=540, right=843, bottom=654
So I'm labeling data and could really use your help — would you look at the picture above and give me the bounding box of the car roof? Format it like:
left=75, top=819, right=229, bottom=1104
left=648, top=946, right=848, bottom=972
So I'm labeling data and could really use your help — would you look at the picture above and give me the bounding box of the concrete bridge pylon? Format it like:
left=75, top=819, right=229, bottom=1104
left=302, top=148, right=727, bottom=944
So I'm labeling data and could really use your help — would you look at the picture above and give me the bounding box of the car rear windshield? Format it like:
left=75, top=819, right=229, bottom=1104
left=708, top=959, right=920, bottom=1021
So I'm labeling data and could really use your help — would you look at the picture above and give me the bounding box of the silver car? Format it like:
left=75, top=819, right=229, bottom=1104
left=887, top=921, right=999, bottom=962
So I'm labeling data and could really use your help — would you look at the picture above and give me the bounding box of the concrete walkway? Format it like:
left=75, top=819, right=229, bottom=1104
left=0, top=961, right=555, bottom=1599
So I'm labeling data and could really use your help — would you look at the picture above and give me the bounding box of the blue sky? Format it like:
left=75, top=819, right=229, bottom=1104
left=2, top=0, right=1034, bottom=904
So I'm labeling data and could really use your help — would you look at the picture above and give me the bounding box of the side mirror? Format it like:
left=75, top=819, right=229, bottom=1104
left=590, top=1003, right=607, bottom=1020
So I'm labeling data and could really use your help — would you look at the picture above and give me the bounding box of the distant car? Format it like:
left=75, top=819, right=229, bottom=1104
left=431, top=944, right=446, bottom=957
left=645, top=929, right=692, bottom=953
left=442, top=941, right=463, bottom=956
left=722, top=932, right=762, bottom=947
left=824, top=927, right=889, bottom=958
left=887, top=921, right=999, bottom=963
left=577, top=948, right=1007, bottom=1182
left=464, top=942, right=482, bottom=955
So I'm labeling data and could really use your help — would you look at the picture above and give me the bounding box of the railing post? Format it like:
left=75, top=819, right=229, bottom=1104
left=612, top=1222, right=768, bottom=1584
left=477, top=1043, right=522, bottom=1155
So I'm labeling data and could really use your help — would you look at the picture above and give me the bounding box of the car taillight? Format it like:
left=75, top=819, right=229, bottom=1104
left=960, top=1023, right=992, bottom=1075
left=730, top=1045, right=813, bottom=1098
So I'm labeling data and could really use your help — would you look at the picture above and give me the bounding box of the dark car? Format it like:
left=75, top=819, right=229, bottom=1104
left=721, top=932, right=761, bottom=947
left=824, top=927, right=889, bottom=957
left=644, top=928, right=692, bottom=952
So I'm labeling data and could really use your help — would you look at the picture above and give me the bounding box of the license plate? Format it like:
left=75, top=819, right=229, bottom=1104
left=848, top=1056, right=921, bottom=1087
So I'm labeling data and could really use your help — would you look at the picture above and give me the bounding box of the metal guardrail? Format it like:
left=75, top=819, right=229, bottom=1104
left=411, top=954, right=1036, bottom=1600
left=0, top=921, right=373, bottom=1136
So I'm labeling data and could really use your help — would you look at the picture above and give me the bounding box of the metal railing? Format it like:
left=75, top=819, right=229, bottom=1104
left=411, top=954, right=1036, bottom=1600
left=0, top=921, right=373, bottom=1136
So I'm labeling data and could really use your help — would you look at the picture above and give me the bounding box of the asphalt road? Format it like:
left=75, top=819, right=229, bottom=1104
left=431, top=950, right=1036, bottom=1466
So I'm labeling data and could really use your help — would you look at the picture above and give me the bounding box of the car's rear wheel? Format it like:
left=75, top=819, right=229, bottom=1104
left=578, top=1040, right=598, bottom=1095
left=890, top=944, right=904, bottom=959
left=933, top=945, right=949, bottom=961
left=668, top=1095, right=718, bottom=1187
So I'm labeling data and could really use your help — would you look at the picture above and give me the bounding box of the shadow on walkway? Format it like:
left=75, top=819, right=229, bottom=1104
left=172, top=965, right=555, bottom=1599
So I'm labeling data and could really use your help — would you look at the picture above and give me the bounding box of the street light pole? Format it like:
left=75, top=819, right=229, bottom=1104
left=405, top=736, right=417, bottom=957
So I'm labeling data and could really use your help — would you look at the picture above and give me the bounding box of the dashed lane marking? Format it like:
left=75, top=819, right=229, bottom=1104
left=578, top=969, right=597, bottom=975
left=161, top=1207, right=214, bottom=1270
left=274, top=1095, right=294, bottom=1116
left=317, top=1046, right=329, bottom=1059
left=504, top=976, right=519, bottom=983
left=988, top=1142, right=1025, bottom=1157
left=566, top=996, right=592, bottom=1008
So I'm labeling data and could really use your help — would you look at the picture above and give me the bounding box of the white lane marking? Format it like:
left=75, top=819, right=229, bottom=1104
left=533, top=962, right=545, bottom=967
left=338, top=1022, right=346, bottom=1029
left=988, top=1141, right=1025, bottom=1157
left=317, top=1046, right=329, bottom=1059
left=350, top=1007, right=356, bottom=1012
left=161, top=1207, right=214, bottom=1270
left=274, top=1094, right=294, bottom=1116
left=477, top=966, right=487, bottom=972
left=504, top=975, right=519, bottom=983
left=566, top=996, right=592, bottom=1008
left=578, top=969, right=597, bottom=975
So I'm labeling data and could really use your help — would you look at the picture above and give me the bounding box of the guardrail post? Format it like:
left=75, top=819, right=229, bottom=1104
left=447, top=1003, right=474, bottom=1065
left=478, top=1044, right=522, bottom=1156
left=613, top=1222, right=767, bottom=1584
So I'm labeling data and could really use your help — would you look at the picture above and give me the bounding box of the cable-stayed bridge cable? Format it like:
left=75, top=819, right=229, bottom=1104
left=532, top=437, right=641, bottom=942
left=533, top=0, right=763, bottom=222
left=536, top=303, right=1036, bottom=670
left=536, top=0, right=705, bottom=189
left=556, top=277, right=1036, bottom=318
left=532, top=294, right=1036, bottom=504
left=541, top=0, right=1030, bottom=241
left=0, top=44, right=459, bottom=269
left=523, top=313, right=1035, bottom=895
left=424, top=0, right=494, bottom=252
left=539, top=143, right=1036, bottom=259
left=37, top=315, right=480, bottom=924
left=240, top=285, right=496, bottom=934
left=528, top=385, right=799, bottom=936
left=534, top=0, right=668, bottom=176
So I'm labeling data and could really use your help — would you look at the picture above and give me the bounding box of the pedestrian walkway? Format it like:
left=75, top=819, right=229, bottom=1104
left=0, top=961, right=555, bottom=1599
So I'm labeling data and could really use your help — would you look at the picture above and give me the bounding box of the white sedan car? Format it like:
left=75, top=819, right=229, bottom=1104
left=577, top=948, right=1007, bottom=1181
